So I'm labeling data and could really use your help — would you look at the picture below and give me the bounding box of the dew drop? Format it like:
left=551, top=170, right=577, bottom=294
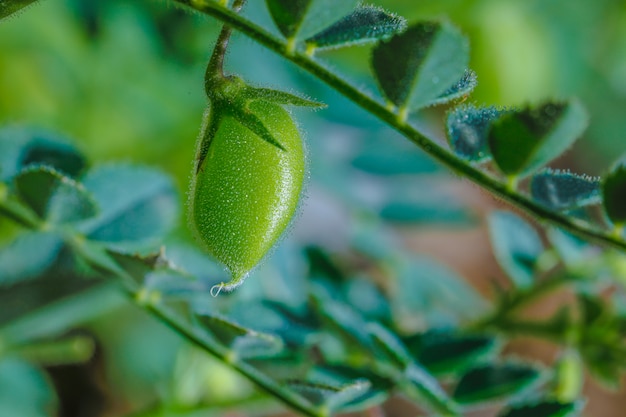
left=210, top=283, right=225, bottom=297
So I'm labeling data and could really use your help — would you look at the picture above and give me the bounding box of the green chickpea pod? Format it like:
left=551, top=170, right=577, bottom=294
left=188, top=7, right=322, bottom=293
left=189, top=97, right=306, bottom=292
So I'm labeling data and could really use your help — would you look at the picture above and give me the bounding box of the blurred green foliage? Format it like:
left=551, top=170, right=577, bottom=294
left=3, top=1, right=626, bottom=416
left=3, top=0, right=626, bottom=181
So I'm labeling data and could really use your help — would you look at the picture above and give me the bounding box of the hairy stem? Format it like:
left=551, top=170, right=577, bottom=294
left=171, top=0, right=626, bottom=254
left=469, top=272, right=575, bottom=333
left=75, top=249, right=324, bottom=417
left=205, top=0, right=247, bottom=87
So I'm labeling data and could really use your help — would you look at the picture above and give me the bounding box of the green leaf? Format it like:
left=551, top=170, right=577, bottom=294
left=244, top=87, right=325, bottom=108
left=311, top=291, right=373, bottom=350
left=498, top=400, right=580, bottom=417
left=379, top=198, right=473, bottom=225
left=488, top=100, right=588, bottom=177
left=351, top=146, right=439, bottom=176
left=287, top=379, right=372, bottom=412
left=0, top=231, right=63, bottom=286
left=196, top=313, right=284, bottom=359
left=432, top=69, right=477, bottom=106
left=446, top=105, right=508, bottom=162
left=14, top=166, right=97, bottom=224
left=304, top=6, right=406, bottom=51
left=0, top=283, right=122, bottom=344
left=265, top=0, right=359, bottom=41
left=372, top=21, right=469, bottom=111
left=453, top=363, right=542, bottom=404
left=531, top=169, right=600, bottom=211
left=0, top=358, right=57, bottom=417
left=79, top=164, right=178, bottom=249
left=602, top=162, right=626, bottom=225
left=344, top=278, right=392, bottom=324
left=547, top=228, right=589, bottom=267
left=145, top=271, right=207, bottom=298
left=394, top=256, right=488, bottom=325
left=366, top=324, right=456, bottom=415
left=311, top=365, right=392, bottom=411
left=404, top=330, right=499, bottom=376
left=488, top=211, right=543, bottom=288
left=0, top=126, right=86, bottom=181
left=367, top=322, right=412, bottom=368
left=404, top=363, right=458, bottom=416
left=0, top=0, right=40, bottom=20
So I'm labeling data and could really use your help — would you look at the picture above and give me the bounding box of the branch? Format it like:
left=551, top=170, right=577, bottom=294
left=170, top=0, right=626, bottom=253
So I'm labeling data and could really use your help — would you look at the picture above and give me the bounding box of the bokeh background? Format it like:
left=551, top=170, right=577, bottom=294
left=2, top=0, right=626, bottom=416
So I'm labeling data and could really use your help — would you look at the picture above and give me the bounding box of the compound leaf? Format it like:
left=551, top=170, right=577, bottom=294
left=287, top=379, right=373, bottom=412
left=265, top=0, right=358, bottom=41
left=196, top=313, right=283, bottom=359
left=488, top=100, right=588, bottom=177
left=14, top=166, right=97, bottom=225
left=0, top=126, right=86, bottom=181
left=431, top=69, right=477, bottom=106
left=79, top=164, right=178, bottom=249
left=305, top=6, right=406, bottom=51
left=453, top=363, right=542, bottom=405
left=447, top=105, right=508, bottom=162
left=0, top=231, right=63, bottom=286
left=404, top=330, right=499, bottom=376
left=602, top=162, right=626, bottom=225
left=530, top=169, right=600, bottom=211
left=497, top=400, right=580, bottom=417
left=488, top=211, right=543, bottom=288
left=372, top=21, right=468, bottom=111
left=0, top=0, right=40, bottom=20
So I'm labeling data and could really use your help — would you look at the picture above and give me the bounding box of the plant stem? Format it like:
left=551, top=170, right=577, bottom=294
left=204, top=0, right=246, bottom=89
left=470, top=273, right=574, bottom=332
left=76, top=251, right=324, bottom=417
left=171, top=0, right=626, bottom=254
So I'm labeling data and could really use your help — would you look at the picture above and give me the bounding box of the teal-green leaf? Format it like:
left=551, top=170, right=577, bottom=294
left=351, top=147, right=439, bottom=176
left=196, top=313, right=284, bottom=359
left=488, top=211, right=543, bottom=288
left=367, top=322, right=412, bottom=368
left=404, top=330, right=499, bottom=376
left=371, top=21, right=469, bottom=111
left=404, top=364, right=458, bottom=416
left=498, top=400, right=580, bottom=417
left=311, top=365, right=392, bottom=411
left=394, top=256, right=488, bottom=325
left=311, top=291, right=373, bottom=350
left=530, top=169, right=600, bottom=211
left=366, top=324, right=456, bottom=415
left=488, top=100, right=588, bottom=177
left=79, top=164, right=178, bottom=249
left=602, top=162, right=626, bottom=224
left=265, top=0, right=358, bottom=41
left=244, top=87, right=325, bottom=108
left=0, top=358, right=57, bottom=417
left=446, top=105, right=509, bottom=162
left=14, top=166, right=97, bottom=224
left=0, top=0, right=40, bottom=19
left=379, top=198, right=473, bottom=225
left=0, top=126, right=86, bottom=181
left=431, top=69, right=477, bottom=106
left=0, top=231, right=63, bottom=286
left=453, top=363, right=542, bottom=404
left=546, top=228, right=589, bottom=267
left=304, top=6, right=406, bottom=51
left=286, top=379, right=371, bottom=411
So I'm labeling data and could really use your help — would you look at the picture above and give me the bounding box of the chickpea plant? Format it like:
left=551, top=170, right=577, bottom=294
left=2, top=1, right=626, bottom=417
